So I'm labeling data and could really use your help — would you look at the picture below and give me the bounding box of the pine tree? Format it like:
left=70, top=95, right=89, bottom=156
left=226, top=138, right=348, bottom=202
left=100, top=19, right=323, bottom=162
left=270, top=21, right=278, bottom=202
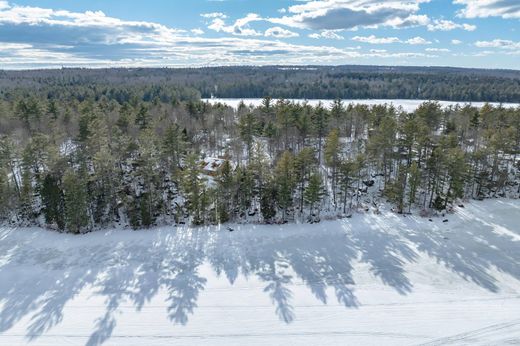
left=92, top=144, right=119, bottom=225
left=0, top=167, right=10, bottom=219
left=215, top=160, right=233, bottom=223
left=304, top=173, right=324, bottom=221
left=276, top=100, right=293, bottom=150
left=63, top=168, right=89, bottom=234
left=234, top=166, right=254, bottom=215
left=338, top=159, right=354, bottom=213
left=260, top=178, right=277, bottom=222
left=294, top=147, right=316, bottom=213
left=368, top=115, right=397, bottom=187
left=135, top=104, right=150, bottom=130
left=408, top=161, right=421, bottom=212
left=134, top=130, right=161, bottom=227
left=330, top=99, right=345, bottom=130
left=41, top=174, right=65, bottom=230
left=181, top=153, right=206, bottom=225
left=163, top=123, right=187, bottom=172
left=47, top=100, right=59, bottom=120
left=238, top=113, right=258, bottom=161
left=275, top=151, right=296, bottom=222
left=312, top=103, right=328, bottom=164
left=444, top=148, right=468, bottom=208
left=324, top=129, right=341, bottom=206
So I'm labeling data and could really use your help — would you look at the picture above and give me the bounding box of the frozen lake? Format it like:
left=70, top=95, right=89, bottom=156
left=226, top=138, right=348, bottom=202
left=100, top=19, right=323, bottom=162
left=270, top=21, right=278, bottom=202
left=203, top=98, right=520, bottom=112
left=0, top=199, right=519, bottom=345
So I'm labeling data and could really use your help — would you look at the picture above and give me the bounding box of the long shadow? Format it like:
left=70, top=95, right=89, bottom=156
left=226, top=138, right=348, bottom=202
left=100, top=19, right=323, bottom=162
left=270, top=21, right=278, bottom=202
left=0, top=199, right=519, bottom=345
left=162, top=230, right=207, bottom=325
left=396, top=207, right=520, bottom=293
left=0, top=233, right=104, bottom=339
left=346, top=216, right=417, bottom=295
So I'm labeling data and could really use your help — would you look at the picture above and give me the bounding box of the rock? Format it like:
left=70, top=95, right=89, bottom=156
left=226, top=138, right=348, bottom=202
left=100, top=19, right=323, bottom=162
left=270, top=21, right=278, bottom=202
left=443, top=219, right=449, bottom=223
left=363, top=180, right=375, bottom=187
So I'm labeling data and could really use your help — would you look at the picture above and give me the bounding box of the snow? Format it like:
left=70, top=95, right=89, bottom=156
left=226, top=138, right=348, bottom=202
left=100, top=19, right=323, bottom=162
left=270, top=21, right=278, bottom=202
left=201, top=157, right=226, bottom=173
left=203, top=98, right=520, bottom=112
left=0, top=199, right=519, bottom=345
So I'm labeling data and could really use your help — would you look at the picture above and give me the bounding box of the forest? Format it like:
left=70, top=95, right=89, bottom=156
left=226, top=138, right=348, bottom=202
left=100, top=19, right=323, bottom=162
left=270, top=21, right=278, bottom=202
left=2, top=65, right=520, bottom=102
left=0, top=71, right=519, bottom=233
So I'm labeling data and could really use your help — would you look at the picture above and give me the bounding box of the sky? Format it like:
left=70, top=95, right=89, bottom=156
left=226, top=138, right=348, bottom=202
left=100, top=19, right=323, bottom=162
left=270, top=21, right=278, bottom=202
left=0, top=0, right=518, bottom=70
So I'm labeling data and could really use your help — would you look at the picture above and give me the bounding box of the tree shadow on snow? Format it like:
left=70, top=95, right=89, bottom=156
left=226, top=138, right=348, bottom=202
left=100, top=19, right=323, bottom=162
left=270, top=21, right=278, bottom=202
left=0, top=202, right=519, bottom=345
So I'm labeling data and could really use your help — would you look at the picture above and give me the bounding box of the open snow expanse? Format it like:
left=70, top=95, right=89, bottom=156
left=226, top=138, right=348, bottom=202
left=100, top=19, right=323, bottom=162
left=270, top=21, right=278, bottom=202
left=203, top=98, right=520, bottom=112
left=0, top=199, right=519, bottom=346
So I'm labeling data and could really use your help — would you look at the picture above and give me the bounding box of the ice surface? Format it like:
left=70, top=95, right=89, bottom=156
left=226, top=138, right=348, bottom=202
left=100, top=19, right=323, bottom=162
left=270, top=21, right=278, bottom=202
left=0, top=199, right=519, bottom=345
left=203, top=98, right=520, bottom=112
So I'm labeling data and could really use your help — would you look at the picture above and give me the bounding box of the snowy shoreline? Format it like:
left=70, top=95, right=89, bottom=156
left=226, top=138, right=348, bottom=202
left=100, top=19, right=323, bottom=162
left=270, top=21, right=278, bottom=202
left=0, top=198, right=519, bottom=345
left=4, top=197, right=518, bottom=235
left=203, top=98, right=520, bottom=112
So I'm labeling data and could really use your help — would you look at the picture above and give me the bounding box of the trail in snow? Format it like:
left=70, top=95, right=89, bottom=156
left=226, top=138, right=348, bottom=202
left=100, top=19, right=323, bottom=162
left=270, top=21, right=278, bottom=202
left=0, top=199, right=519, bottom=345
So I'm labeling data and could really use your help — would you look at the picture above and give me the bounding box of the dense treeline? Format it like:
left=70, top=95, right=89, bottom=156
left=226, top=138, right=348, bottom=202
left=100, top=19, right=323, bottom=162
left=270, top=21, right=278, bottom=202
left=1, top=65, right=520, bottom=102
left=0, top=88, right=518, bottom=232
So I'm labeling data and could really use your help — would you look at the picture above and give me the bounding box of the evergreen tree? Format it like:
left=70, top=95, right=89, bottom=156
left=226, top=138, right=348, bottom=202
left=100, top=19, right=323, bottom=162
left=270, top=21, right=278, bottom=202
left=234, top=166, right=254, bottom=215
left=41, top=174, right=65, bottom=230
left=63, top=168, right=89, bottom=234
left=275, top=151, right=296, bottom=222
left=181, top=153, right=206, bottom=225
left=324, top=128, right=341, bottom=206
left=238, top=113, right=258, bottom=161
left=294, top=147, right=316, bottom=213
left=135, top=104, right=150, bottom=130
left=260, top=178, right=277, bottom=223
left=215, top=160, right=234, bottom=223
left=304, top=173, right=324, bottom=221
left=312, top=103, right=328, bottom=164
left=408, top=161, right=421, bottom=212
left=338, top=159, right=355, bottom=213
left=0, top=167, right=10, bottom=219
left=163, top=123, right=187, bottom=172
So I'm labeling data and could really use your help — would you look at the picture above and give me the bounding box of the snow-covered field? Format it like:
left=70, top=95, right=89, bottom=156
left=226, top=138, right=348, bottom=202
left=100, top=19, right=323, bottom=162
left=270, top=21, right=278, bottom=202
left=1, top=199, right=519, bottom=346
left=203, top=98, right=520, bottom=112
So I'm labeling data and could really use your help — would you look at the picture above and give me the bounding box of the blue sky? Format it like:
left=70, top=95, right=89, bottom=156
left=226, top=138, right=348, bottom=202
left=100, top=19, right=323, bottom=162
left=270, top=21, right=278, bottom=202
left=0, top=0, right=518, bottom=69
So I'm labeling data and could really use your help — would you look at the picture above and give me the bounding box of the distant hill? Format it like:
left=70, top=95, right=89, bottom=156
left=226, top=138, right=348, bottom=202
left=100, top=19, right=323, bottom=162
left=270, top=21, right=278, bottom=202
left=1, top=65, right=520, bottom=102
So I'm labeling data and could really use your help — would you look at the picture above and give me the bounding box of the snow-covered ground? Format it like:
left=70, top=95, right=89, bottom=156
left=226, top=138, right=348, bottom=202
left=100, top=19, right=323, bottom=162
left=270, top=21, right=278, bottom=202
left=0, top=199, right=519, bottom=346
left=203, top=98, right=520, bottom=112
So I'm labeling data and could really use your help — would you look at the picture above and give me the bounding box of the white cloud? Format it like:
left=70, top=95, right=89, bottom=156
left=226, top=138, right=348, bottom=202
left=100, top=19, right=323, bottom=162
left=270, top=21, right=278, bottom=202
left=451, top=39, right=463, bottom=45
left=207, top=13, right=262, bottom=36
left=427, top=19, right=476, bottom=31
left=265, top=27, right=299, bottom=38
left=201, top=12, right=227, bottom=19
left=352, top=35, right=431, bottom=45
left=352, top=35, right=401, bottom=44
left=0, top=1, right=487, bottom=68
left=426, top=47, right=450, bottom=52
left=475, top=39, right=520, bottom=50
left=308, top=30, right=344, bottom=40
left=270, top=0, right=432, bottom=31
left=0, top=1, right=437, bottom=68
left=454, top=0, right=520, bottom=19
left=406, top=36, right=432, bottom=45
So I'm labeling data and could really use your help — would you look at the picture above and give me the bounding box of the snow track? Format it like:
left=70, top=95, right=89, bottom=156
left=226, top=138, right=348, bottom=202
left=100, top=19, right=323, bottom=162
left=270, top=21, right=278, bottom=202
left=0, top=199, right=519, bottom=345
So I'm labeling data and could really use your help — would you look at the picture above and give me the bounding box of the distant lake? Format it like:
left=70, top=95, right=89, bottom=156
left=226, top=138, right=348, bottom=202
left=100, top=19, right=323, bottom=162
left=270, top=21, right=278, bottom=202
left=203, top=98, right=520, bottom=112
